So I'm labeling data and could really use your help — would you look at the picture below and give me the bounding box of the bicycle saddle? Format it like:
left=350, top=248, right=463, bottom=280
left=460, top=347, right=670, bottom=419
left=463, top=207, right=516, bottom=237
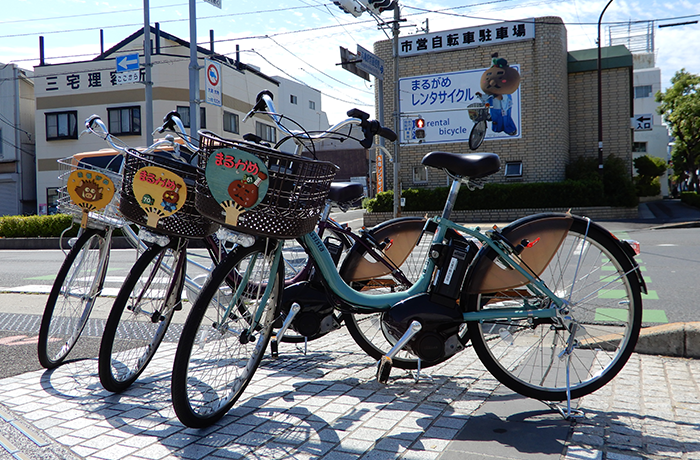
left=421, top=151, right=501, bottom=178
left=328, top=182, right=364, bottom=204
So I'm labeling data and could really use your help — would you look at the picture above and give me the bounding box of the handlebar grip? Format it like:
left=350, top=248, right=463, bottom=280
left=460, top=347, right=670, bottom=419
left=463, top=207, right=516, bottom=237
left=378, top=126, right=397, bottom=142
left=161, top=110, right=181, bottom=132
left=85, top=114, right=101, bottom=130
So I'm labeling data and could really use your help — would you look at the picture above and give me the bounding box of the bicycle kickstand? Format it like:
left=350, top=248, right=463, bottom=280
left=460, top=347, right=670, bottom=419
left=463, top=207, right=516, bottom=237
left=548, top=323, right=585, bottom=420
left=270, top=303, right=301, bottom=359
left=376, top=320, right=422, bottom=384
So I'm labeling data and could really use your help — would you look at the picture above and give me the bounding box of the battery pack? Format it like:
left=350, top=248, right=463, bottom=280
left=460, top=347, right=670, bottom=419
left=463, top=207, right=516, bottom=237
left=430, top=238, right=478, bottom=307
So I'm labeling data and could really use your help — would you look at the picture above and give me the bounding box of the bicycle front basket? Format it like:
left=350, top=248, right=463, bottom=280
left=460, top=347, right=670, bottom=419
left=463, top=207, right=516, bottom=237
left=120, top=150, right=219, bottom=239
left=57, top=154, right=125, bottom=230
left=196, top=131, right=338, bottom=239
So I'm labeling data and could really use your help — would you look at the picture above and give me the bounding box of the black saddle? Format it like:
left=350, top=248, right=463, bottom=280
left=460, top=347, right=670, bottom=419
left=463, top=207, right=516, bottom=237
left=328, top=182, right=364, bottom=204
left=421, top=151, right=501, bottom=178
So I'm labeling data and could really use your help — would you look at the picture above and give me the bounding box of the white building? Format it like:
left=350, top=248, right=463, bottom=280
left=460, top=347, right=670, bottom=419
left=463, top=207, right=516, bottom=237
left=33, top=27, right=330, bottom=214
left=631, top=53, right=671, bottom=197
left=0, top=64, right=35, bottom=215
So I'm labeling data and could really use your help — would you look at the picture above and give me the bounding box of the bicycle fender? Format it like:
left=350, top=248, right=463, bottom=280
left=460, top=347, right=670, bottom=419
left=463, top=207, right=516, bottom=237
left=465, top=213, right=573, bottom=294
left=339, top=217, right=427, bottom=282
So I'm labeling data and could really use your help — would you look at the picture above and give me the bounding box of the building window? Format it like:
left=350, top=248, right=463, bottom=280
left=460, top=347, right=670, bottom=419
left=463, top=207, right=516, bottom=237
left=108, top=106, right=141, bottom=135
left=256, top=122, right=276, bottom=143
left=504, top=161, right=523, bottom=178
left=634, top=85, right=653, bottom=99
left=413, top=166, right=428, bottom=184
left=309, top=100, right=316, bottom=110
left=290, top=95, right=298, bottom=105
left=223, top=111, right=239, bottom=134
left=633, top=142, right=648, bottom=153
left=46, top=111, right=78, bottom=140
left=176, top=106, right=207, bottom=129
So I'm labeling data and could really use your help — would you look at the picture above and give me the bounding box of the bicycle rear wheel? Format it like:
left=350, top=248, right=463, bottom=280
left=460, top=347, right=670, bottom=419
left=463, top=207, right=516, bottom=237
left=38, top=228, right=109, bottom=369
left=466, top=216, right=643, bottom=401
left=98, top=240, right=186, bottom=392
left=172, top=239, right=283, bottom=428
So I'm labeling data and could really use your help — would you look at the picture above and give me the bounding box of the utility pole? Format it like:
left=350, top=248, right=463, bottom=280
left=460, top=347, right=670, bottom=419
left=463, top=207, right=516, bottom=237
left=143, top=0, right=154, bottom=146
left=392, top=4, right=401, bottom=218
left=188, top=0, right=200, bottom=141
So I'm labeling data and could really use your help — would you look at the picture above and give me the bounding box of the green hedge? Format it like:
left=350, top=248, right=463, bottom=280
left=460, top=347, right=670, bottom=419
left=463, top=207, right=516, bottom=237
left=365, top=155, right=638, bottom=213
left=0, top=214, right=78, bottom=238
left=680, top=191, right=700, bottom=208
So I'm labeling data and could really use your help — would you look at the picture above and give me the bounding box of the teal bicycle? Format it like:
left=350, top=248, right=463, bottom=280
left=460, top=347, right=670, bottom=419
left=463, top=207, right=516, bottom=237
left=171, top=91, right=645, bottom=428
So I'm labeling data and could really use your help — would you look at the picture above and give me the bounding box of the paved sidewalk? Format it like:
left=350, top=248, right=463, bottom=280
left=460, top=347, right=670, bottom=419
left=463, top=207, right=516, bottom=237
left=0, top=322, right=699, bottom=460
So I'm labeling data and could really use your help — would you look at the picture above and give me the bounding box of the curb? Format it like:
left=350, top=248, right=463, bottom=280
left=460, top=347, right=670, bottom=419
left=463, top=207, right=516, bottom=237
left=635, top=322, right=700, bottom=358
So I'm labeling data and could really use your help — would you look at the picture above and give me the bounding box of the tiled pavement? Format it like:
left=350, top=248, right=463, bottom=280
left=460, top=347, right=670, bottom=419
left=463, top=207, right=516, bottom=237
left=1, top=322, right=699, bottom=460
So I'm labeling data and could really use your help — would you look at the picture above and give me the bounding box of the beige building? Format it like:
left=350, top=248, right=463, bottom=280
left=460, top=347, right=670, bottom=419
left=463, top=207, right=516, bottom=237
left=374, top=16, right=633, bottom=191
left=33, top=27, right=327, bottom=214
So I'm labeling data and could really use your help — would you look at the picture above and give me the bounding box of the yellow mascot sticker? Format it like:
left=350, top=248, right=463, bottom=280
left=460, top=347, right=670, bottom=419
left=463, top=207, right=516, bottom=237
left=67, top=170, right=116, bottom=227
left=131, top=166, right=187, bottom=228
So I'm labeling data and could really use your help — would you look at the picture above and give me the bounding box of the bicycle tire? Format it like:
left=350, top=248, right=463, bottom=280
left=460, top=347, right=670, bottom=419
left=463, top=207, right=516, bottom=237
left=98, top=241, right=185, bottom=392
left=172, top=239, right=283, bottom=428
left=466, top=215, right=642, bottom=401
left=342, top=218, right=470, bottom=369
left=469, top=120, right=487, bottom=150
left=38, top=228, right=109, bottom=369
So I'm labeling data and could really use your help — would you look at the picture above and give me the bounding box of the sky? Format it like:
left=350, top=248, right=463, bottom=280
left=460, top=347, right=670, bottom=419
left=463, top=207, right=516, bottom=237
left=2, top=0, right=700, bottom=124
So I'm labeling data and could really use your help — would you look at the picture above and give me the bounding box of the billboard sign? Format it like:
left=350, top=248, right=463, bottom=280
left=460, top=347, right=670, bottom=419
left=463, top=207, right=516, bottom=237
left=399, top=65, right=522, bottom=145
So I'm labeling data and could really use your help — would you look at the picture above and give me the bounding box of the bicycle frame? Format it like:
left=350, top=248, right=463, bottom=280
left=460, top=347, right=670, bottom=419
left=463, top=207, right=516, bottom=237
left=298, top=216, right=562, bottom=322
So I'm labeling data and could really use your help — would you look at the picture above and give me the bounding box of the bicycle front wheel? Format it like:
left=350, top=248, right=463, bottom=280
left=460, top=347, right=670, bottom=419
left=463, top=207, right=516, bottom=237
left=172, top=239, right=283, bottom=428
left=39, top=228, right=109, bottom=369
left=469, top=120, right=487, bottom=150
left=466, top=216, right=643, bottom=401
left=98, top=241, right=185, bottom=392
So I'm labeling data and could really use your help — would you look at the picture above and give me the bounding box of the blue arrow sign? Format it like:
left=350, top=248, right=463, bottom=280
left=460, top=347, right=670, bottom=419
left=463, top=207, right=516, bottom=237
left=116, top=53, right=140, bottom=72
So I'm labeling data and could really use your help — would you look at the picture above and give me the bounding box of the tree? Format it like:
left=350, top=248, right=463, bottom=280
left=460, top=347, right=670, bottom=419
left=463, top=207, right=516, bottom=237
left=656, top=69, right=700, bottom=191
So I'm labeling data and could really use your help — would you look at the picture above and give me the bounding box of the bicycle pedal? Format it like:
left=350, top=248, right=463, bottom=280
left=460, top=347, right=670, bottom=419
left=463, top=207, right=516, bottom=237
left=270, top=338, right=279, bottom=359
left=376, top=356, right=392, bottom=384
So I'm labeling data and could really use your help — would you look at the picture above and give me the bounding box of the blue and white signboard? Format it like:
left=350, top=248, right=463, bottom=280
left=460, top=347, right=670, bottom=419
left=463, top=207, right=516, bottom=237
left=116, top=54, right=140, bottom=72
left=399, top=67, right=522, bottom=145
left=115, top=53, right=140, bottom=85
left=356, top=45, right=384, bottom=80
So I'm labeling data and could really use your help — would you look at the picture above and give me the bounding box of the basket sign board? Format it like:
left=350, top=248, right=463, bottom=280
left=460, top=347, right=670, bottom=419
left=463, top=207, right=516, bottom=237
left=67, top=169, right=116, bottom=228
left=206, top=148, right=269, bottom=226
left=132, top=167, right=187, bottom=228
left=205, top=59, right=222, bottom=106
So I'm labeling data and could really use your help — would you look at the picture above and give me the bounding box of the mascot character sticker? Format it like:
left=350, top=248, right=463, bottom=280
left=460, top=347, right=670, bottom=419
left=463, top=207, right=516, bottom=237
left=205, top=148, right=269, bottom=226
left=67, top=169, right=116, bottom=228
left=475, top=53, right=521, bottom=136
left=131, top=166, right=187, bottom=228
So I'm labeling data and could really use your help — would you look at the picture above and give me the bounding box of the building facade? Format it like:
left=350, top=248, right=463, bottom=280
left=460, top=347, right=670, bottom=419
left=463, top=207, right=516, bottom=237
left=0, top=64, right=36, bottom=216
left=33, top=27, right=328, bottom=214
left=373, top=16, right=633, bottom=193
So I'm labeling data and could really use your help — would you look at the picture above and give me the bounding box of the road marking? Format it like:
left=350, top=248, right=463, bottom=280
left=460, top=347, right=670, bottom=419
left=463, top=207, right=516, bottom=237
left=595, top=308, right=668, bottom=323
left=0, top=335, right=39, bottom=346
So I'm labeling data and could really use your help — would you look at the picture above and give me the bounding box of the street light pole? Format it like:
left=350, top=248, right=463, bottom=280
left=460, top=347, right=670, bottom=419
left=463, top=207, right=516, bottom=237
left=597, top=0, right=614, bottom=175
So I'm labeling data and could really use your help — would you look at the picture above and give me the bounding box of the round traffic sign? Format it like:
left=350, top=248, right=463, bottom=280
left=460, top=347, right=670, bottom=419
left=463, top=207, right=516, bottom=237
left=207, top=64, right=219, bottom=87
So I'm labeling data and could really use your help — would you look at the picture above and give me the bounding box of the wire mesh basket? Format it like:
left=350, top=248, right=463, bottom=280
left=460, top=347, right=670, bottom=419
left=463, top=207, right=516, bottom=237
left=120, top=149, right=219, bottom=239
left=57, top=154, right=125, bottom=229
left=196, top=131, right=338, bottom=239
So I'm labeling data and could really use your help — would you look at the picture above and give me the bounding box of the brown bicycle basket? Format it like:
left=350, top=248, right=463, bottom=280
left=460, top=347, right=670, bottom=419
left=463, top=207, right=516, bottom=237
left=196, top=131, right=337, bottom=239
left=120, top=150, right=219, bottom=239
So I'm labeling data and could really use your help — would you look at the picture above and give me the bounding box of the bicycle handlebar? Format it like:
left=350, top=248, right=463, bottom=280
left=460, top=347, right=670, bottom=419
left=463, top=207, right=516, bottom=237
left=244, top=90, right=396, bottom=150
left=83, top=112, right=196, bottom=162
